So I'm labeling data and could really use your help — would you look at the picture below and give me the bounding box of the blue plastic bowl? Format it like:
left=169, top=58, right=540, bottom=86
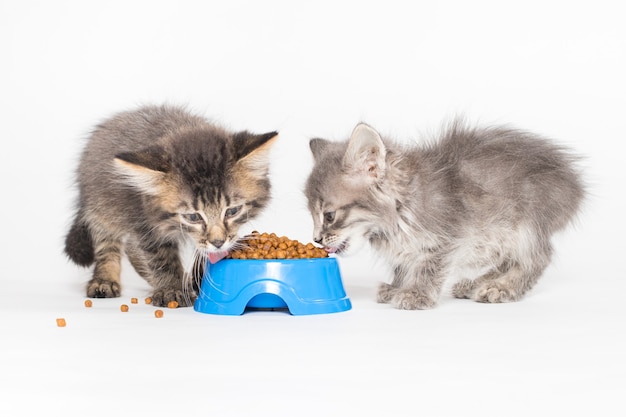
left=194, top=257, right=351, bottom=315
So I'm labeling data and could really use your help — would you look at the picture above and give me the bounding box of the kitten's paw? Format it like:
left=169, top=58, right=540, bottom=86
left=151, top=287, right=197, bottom=307
left=452, top=279, right=475, bottom=299
left=392, top=290, right=437, bottom=310
left=87, top=278, right=121, bottom=298
left=474, top=282, right=516, bottom=303
left=376, top=282, right=397, bottom=304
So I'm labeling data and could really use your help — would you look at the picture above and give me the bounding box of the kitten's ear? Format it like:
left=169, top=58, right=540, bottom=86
left=343, top=123, right=386, bottom=183
left=234, top=131, right=279, bottom=160
left=234, top=131, right=278, bottom=175
left=113, top=146, right=171, bottom=195
left=309, top=138, right=330, bottom=161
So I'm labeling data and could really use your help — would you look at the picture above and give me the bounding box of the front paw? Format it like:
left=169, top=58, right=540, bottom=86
left=377, top=282, right=397, bottom=304
left=87, top=278, right=121, bottom=298
left=392, top=289, right=437, bottom=310
left=151, top=287, right=197, bottom=307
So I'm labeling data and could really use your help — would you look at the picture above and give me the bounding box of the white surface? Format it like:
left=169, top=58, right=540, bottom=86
left=1, top=1, right=624, bottom=416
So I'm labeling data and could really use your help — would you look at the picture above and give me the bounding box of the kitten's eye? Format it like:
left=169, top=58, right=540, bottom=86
left=182, top=213, right=204, bottom=224
left=324, top=211, right=336, bottom=223
left=225, top=205, right=242, bottom=218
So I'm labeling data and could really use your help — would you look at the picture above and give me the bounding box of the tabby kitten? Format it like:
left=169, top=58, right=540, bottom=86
left=65, top=105, right=277, bottom=307
left=305, top=121, right=584, bottom=309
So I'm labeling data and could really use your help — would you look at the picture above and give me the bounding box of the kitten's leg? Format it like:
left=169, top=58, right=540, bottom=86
left=376, top=265, right=404, bottom=304
left=451, top=271, right=499, bottom=299
left=473, top=245, right=552, bottom=303
left=473, top=263, right=544, bottom=303
left=124, top=238, right=151, bottom=281
left=451, top=279, right=473, bottom=299
left=381, top=252, right=446, bottom=310
left=141, top=240, right=197, bottom=307
left=87, top=236, right=122, bottom=298
left=376, top=283, right=395, bottom=304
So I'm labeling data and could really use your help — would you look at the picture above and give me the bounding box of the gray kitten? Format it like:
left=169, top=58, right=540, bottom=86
left=64, top=105, right=277, bottom=307
left=305, top=121, right=584, bottom=309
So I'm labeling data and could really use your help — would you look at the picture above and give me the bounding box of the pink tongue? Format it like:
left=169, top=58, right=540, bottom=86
left=325, top=247, right=337, bottom=254
left=208, top=250, right=229, bottom=264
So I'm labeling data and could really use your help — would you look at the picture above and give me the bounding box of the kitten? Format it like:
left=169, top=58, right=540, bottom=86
left=64, top=105, right=277, bottom=307
left=305, top=121, right=584, bottom=309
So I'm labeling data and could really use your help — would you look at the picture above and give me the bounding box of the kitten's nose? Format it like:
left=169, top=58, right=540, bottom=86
left=314, top=237, right=323, bottom=244
left=210, top=239, right=224, bottom=249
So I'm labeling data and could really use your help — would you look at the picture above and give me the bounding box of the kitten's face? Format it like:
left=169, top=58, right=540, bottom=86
left=115, top=128, right=277, bottom=259
left=170, top=171, right=267, bottom=256
left=305, top=177, right=372, bottom=256
left=305, top=124, right=388, bottom=256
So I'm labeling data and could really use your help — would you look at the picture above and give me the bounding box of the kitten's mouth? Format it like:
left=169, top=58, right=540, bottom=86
left=325, top=240, right=348, bottom=255
left=208, top=250, right=229, bottom=264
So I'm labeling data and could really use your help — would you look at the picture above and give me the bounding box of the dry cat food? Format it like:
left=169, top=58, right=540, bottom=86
left=56, top=296, right=172, bottom=326
left=228, top=231, right=328, bottom=260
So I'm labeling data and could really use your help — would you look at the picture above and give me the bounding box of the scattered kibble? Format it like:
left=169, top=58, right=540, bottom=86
left=63, top=295, right=176, bottom=324
left=228, top=231, right=328, bottom=260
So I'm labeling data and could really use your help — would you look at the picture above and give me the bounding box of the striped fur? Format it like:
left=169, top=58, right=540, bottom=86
left=65, top=105, right=277, bottom=307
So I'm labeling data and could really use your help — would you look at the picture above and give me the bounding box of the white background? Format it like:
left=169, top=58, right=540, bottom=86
left=1, top=1, right=625, bottom=416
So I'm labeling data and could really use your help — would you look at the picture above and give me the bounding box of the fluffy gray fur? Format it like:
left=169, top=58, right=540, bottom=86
left=305, top=121, right=584, bottom=309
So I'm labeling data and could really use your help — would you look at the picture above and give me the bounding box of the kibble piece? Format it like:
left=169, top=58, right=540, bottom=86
left=154, top=310, right=164, bottom=318
left=167, top=300, right=179, bottom=309
left=120, top=304, right=129, bottom=312
left=84, top=299, right=93, bottom=308
left=145, top=297, right=152, bottom=304
left=131, top=298, right=138, bottom=304
left=56, top=318, right=66, bottom=327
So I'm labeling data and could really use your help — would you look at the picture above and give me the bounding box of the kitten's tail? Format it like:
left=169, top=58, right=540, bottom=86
left=64, top=212, right=95, bottom=267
